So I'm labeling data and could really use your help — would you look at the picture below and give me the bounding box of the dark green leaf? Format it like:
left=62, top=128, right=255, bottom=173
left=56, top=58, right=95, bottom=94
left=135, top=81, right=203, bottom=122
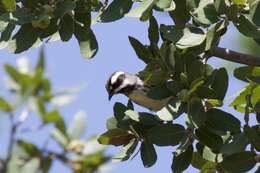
left=244, top=125, right=260, bottom=151
left=124, top=110, right=159, bottom=125
left=233, top=15, right=260, bottom=39
left=148, top=124, right=186, bottom=146
left=211, top=68, right=228, bottom=100
left=220, top=133, right=248, bottom=155
left=59, top=14, right=74, bottom=41
left=172, top=145, right=193, bottom=173
left=189, top=97, right=206, bottom=127
left=98, top=128, right=135, bottom=146
left=169, top=0, right=190, bottom=27
left=74, top=25, right=98, bottom=59
left=205, top=108, right=241, bottom=135
left=148, top=16, right=159, bottom=44
left=147, top=82, right=172, bottom=99
left=0, top=97, right=12, bottom=112
left=195, top=126, right=223, bottom=152
left=187, top=60, right=204, bottom=84
left=129, top=36, right=151, bottom=63
left=0, top=22, right=15, bottom=41
left=160, top=25, right=206, bottom=49
left=140, top=140, right=157, bottom=167
left=100, top=0, right=133, bottom=22
left=54, top=0, right=76, bottom=18
left=234, top=66, right=260, bottom=82
left=11, top=24, right=40, bottom=53
left=248, top=0, right=260, bottom=27
left=113, top=102, right=128, bottom=122
left=220, top=152, right=256, bottom=173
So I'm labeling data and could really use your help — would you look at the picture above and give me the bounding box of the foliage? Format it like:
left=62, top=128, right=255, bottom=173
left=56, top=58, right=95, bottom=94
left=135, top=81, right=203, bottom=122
left=0, top=0, right=259, bottom=173
left=0, top=50, right=109, bottom=173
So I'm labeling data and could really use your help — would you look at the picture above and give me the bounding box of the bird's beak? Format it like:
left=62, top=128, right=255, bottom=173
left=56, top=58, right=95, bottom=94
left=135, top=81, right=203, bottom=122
left=108, top=93, right=113, bottom=101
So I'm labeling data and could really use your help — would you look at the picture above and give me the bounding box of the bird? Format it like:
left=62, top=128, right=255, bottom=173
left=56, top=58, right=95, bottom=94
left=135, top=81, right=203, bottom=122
left=105, top=71, right=171, bottom=111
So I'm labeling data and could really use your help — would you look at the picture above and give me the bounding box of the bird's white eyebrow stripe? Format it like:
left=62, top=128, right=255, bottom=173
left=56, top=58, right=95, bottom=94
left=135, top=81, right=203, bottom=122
left=111, top=71, right=124, bottom=84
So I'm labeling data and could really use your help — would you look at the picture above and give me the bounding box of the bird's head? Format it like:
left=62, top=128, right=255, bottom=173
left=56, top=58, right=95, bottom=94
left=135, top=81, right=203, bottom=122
left=106, top=71, right=127, bottom=100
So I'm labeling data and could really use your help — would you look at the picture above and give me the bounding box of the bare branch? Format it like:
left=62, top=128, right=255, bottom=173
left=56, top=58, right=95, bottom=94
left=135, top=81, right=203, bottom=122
left=211, top=47, right=260, bottom=67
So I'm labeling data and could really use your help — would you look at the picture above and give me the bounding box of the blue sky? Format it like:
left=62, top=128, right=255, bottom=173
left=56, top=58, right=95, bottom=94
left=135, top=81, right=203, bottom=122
left=0, top=13, right=251, bottom=173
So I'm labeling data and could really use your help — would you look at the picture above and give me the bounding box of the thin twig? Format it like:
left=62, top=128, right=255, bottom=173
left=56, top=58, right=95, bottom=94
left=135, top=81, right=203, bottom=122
left=1, top=113, right=18, bottom=173
left=211, top=47, right=260, bottom=66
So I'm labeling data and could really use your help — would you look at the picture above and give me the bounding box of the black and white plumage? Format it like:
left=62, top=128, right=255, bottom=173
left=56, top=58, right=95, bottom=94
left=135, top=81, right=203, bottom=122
left=106, top=71, right=170, bottom=111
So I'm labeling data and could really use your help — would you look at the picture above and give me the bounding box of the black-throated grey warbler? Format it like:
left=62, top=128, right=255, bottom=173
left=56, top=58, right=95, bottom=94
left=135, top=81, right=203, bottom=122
left=106, top=71, right=170, bottom=111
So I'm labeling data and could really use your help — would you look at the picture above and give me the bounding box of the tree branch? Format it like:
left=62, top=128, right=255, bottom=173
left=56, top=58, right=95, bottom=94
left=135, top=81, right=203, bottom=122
left=211, top=47, right=260, bottom=67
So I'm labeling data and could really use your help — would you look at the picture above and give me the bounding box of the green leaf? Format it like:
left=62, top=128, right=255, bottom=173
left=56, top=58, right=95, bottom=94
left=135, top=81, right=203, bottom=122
left=68, top=111, right=86, bottom=139
left=54, top=0, right=76, bottom=18
left=128, top=36, right=151, bottom=63
left=200, top=161, right=217, bottom=173
left=113, top=139, right=138, bottom=162
left=124, top=110, right=159, bottom=125
left=106, top=117, right=118, bottom=130
left=43, top=110, right=66, bottom=134
left=126, top=0, right=156, bottom=18
left=148, top=124, right=186, bottom=146
left=195, top=126, right=223, bottom=152
left=233, top=15, right=260, bottom=39
left=10, top=24, right=40, bottom=53
left=205, top=108, right=241, bottom=135
left=191, top=0, right=219, bottom=26
left=229, top=84, right=253, bottom=107
left=251, top=85, right=260, bottom=106
left=0, top=22, right=15, bottom=41
left=220, top=133, right=248, bottom=155
left=234, top=66, right=260, bottom=82
left=191, top=152, right=214, bottom=169
left=187, top=60, right=204, bottom=84
left=155, top=0, right=175, bottom=11
left=232, top=0, right=247, bottom=5
left=100, top=0, right=133, bottom=22
left=113, top=102, right=128, bottom=122
left=205, top=20, right=228, bottom=51
left=17, top=140, right=40, bottom=157
left=168, top=0, right=190, bottom=26
left=51, top=128, right=69, bottom=147
left=148, top=16, right=159, bottom=44
left=0, top=97, right=12, bottom=112
left=59, top=14, right=74, bottom=41
left=140, top=140, right=157, bottom=167
left=220, top=152, right=256, bottom=173
left=156, top=99, right=185, bottom=121
left=248, top=0, right=260, bottom=27
left=1, top=0, right=16, bottom=11
left=98, top=128, right=135, bottom=146
left=160, top=25, right=206, bottom=49
left=189, top=97, right=206, bottom=127
left=74, top=25, right=98, bottom=59
left=20, top=158, right=40, bottom=173
left=211, top=68, right=228, bottom=100
left=172, top=145, right=193, bottom=173
left=244, top=125, right=260, bottom=151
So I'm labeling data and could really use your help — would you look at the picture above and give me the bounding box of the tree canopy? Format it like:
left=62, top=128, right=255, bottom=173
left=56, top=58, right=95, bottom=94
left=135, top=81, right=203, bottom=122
left=0, top=0, right=260, bottom=173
